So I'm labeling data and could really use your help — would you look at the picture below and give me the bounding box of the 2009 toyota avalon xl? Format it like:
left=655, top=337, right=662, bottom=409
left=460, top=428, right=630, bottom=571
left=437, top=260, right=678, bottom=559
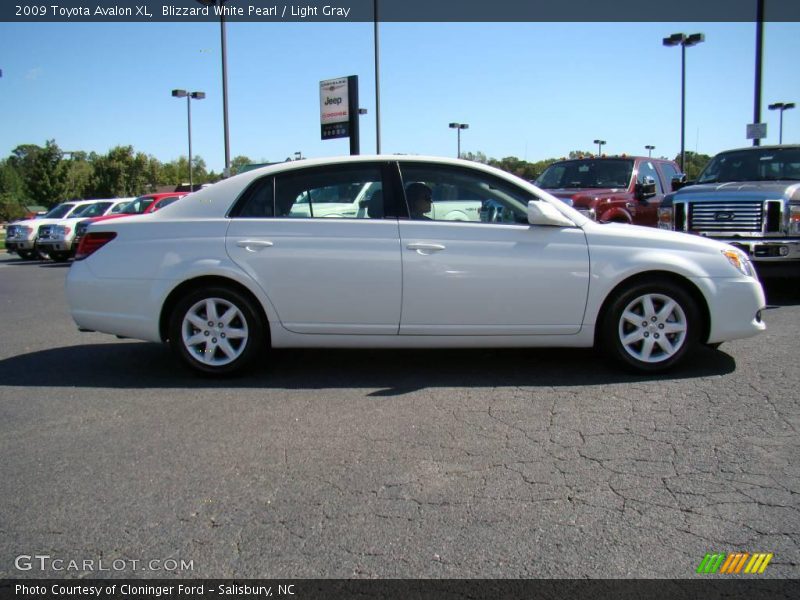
left=66, top=155, right=766, bottom=376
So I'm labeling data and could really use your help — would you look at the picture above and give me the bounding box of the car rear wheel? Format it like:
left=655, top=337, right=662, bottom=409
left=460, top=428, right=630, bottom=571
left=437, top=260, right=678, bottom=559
left=168, top=287, right=265, bottom=375
left=601, top=280, right=700, bottom=372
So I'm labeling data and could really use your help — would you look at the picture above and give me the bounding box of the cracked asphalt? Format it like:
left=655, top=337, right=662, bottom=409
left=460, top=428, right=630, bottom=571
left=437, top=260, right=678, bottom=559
left=0, top=253, right=797, bottom=579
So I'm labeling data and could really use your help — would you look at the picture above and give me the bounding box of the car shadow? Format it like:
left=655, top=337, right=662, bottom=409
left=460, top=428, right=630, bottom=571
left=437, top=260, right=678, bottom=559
left=0, top=342, right=736, bottom=394
left=762, top=277, right=800, bottom=307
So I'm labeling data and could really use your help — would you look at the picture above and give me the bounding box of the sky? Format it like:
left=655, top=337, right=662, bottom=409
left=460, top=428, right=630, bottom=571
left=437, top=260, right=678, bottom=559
left=0, top=18, right=799, bottom=173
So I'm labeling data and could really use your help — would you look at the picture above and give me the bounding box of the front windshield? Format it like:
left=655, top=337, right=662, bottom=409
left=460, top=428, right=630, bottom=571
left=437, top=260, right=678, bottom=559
left=121, top=196, right=154, bottom=214
left=73, top=202, right=112, bottom=218
left=697, top=147, right=800, bottom=183
left=43, top=203, right=75, bottom=219
left=536, top=159, right=634, bottom=189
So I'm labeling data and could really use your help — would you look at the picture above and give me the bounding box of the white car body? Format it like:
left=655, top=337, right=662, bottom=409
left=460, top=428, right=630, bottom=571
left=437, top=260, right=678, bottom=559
left=66, top=156, right=766, bottom=375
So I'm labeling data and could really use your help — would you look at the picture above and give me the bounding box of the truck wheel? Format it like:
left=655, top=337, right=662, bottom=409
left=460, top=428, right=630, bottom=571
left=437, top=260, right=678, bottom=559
left=168, top=286, right=265, bottom=376
left=17, top=250, right=36, bottom=260
left=601, top=280, right=700, bottom=372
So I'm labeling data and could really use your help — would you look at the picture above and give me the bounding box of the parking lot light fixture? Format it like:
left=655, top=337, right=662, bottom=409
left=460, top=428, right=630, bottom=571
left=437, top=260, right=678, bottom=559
left=449, top=122, right=469, bottom=158
left=768, top=102, right=795, bottom=144
left=645, top=145, right=656, bottom=157
left=593, top=139, right=606, bottom=155
left=172, top=89, right=205, bottom=190
left=663, top=32, right=705, bottom=171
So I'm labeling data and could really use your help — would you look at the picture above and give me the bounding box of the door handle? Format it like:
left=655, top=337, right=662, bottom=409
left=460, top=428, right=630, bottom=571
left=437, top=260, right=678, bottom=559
left=406, top=243, right=446, bottom=255
left=236, top=240, right=274, bottom=252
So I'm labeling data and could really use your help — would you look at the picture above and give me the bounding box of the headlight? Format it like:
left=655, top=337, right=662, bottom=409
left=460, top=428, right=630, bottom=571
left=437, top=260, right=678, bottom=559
left=790, top=204, right=800, bottom=235
left=722, top=248, right=755, bottom=277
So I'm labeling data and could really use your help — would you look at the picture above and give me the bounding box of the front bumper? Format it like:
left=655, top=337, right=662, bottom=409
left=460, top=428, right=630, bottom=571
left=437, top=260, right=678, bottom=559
left=36, top=238, right=74, bottom=253
left=703, top=276, right=766, bottom=344
left=710, top=238, right=800, bottom=263
left=6, top=238, right=36, bottom=251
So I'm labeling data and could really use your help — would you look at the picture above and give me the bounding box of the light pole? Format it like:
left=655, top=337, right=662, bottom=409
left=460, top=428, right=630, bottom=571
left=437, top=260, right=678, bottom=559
left=768, top=102, right=795, bottom=144
left=197, top=0, right=231, bottom=177
left=593, top=139, right=606, bottom=156
left=172, top=89, right=205, bottom=190
left=374, top=0, right=381, bottom=154
left=645, top=144, right=655, bottom=157
left=663, top=32, right=705, bottom=171
left=449, top=122, right=469, bottom=158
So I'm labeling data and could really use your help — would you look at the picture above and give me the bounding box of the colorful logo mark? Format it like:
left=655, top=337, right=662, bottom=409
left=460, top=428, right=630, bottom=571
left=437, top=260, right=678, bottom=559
left=697, top=553, right=773, bottom=574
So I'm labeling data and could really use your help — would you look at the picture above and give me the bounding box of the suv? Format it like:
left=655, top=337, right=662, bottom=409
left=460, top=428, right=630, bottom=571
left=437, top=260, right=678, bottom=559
left=5, top=201, right=99, bottom=260
left=535, top=156, right=683, bottom=227
left=659, top=145, right=800, bottom=277
left=35, top=199, right=131, bottom=261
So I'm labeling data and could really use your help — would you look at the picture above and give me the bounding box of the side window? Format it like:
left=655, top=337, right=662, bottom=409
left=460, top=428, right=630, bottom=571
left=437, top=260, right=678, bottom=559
left=232, top=177, right=275, bottom=218
left=637, top=161, right=663, bottom=194
left=399, top=164, right=533, bottom=224
left=274, top=165, right=383, bottom=219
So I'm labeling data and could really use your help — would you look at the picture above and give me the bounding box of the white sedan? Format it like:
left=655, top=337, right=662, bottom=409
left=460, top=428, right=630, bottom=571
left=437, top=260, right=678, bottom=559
left=66, top=156, right=766, bottom=376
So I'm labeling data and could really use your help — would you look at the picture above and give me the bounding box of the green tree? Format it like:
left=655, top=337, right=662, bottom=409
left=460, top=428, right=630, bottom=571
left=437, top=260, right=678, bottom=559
left=230, top=155, right=255, bottom=176
left=8, top=140, right=69, bottom=207
left=675, top=151, right=712, bottom=181
left=91, top=146, right=160, bottom=197
left=0, top=159, right=29, bottom=221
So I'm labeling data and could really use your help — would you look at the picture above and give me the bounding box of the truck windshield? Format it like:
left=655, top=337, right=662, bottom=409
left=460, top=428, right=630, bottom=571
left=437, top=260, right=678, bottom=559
left=536, top=159, right=634, bottom=189
left=697, top=147, right=800, bottom=183
left=43, top=203, right=75, bottom=219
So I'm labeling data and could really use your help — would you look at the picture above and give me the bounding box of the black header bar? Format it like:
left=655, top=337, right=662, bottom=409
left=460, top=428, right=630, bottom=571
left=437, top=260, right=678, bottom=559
left=3, top=0, right=800, bottom=23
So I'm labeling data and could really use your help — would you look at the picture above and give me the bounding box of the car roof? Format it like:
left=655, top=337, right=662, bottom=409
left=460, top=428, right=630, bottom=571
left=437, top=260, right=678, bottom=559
left=149, top=155, right=543, bottom=220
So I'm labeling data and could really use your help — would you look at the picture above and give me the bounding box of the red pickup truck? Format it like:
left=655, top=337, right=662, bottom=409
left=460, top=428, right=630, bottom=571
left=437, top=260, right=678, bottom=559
left=535, top=155, right=684, bottom=227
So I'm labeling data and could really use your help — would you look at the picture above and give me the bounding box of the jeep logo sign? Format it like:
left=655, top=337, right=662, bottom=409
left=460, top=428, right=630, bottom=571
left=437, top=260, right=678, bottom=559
left=320, top=76, right=353, bottom=141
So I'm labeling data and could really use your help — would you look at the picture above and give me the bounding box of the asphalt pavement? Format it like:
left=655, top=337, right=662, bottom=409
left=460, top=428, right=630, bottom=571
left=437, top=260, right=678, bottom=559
left=0, top=252, right=797, bottom=579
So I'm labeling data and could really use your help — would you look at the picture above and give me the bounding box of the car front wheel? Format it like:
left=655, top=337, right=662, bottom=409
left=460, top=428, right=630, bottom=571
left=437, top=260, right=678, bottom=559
left=168, top=287, right=265, bottom=375
left=601, top=281, right=700, bottom=372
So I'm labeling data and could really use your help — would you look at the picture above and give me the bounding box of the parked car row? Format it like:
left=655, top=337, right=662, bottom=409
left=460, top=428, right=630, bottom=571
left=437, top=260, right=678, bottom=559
left=4, top=192, right=187, bottom=262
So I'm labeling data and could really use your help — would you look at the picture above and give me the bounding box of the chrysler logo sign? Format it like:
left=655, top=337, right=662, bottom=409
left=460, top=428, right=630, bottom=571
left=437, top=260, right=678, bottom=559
left=714, top=211, right=735, bottom=221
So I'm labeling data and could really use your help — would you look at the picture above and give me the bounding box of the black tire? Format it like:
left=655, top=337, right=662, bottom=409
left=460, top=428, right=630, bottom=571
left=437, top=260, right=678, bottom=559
left=168, top=286, right=266, bottom=376
left=600, top=280, right=701, bottom=373
left=49, top=251, right=70, bottom=262
left=17, top=250, right=36, bottom=260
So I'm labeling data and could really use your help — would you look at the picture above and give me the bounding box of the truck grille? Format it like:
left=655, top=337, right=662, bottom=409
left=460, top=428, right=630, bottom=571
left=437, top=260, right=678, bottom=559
left=688, top=201, right=763, bottom=233
left=37, top=225, right=56, bottom=240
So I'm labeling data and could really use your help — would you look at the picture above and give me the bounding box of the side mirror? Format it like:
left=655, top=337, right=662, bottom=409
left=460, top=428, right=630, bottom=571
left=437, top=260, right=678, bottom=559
left=671, top=174, right=688, bottom=192
left=527, top=200, right=575, bottom=227
left=635, top=176, right=657, bottom=202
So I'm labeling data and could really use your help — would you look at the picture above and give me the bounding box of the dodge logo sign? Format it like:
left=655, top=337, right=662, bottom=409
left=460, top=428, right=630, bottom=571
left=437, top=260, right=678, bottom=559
left=714, top=211, right=735, bottom=221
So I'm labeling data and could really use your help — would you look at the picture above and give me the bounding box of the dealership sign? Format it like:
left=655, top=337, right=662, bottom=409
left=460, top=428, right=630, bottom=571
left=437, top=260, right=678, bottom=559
left=320, top=77, right=350, bottom=140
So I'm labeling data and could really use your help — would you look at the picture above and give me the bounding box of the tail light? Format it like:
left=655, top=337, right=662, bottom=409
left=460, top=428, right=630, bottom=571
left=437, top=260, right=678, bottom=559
left=75, top=232, right=117, bottom=260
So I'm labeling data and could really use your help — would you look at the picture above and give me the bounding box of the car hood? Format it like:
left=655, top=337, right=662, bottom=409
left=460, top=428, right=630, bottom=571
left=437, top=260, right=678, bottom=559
left=546, top=187, right=626, bottom=200
left=676, top=181, right=800, bottom=200
left=583, top=221, right=741, bottom=269
left=8, top=218, right=67, bottom=229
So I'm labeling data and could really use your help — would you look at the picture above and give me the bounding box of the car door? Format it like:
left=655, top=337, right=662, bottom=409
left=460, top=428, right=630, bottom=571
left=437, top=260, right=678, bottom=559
left=396, top=162, right=590, bottom=336
left=225, top=162, right=403, bottom=335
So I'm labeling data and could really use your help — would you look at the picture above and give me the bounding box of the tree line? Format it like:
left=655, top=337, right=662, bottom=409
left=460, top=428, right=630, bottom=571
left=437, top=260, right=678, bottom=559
left=0, top=140, right=257, bottom=221
left=0, top=140, right=712, bottom=222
